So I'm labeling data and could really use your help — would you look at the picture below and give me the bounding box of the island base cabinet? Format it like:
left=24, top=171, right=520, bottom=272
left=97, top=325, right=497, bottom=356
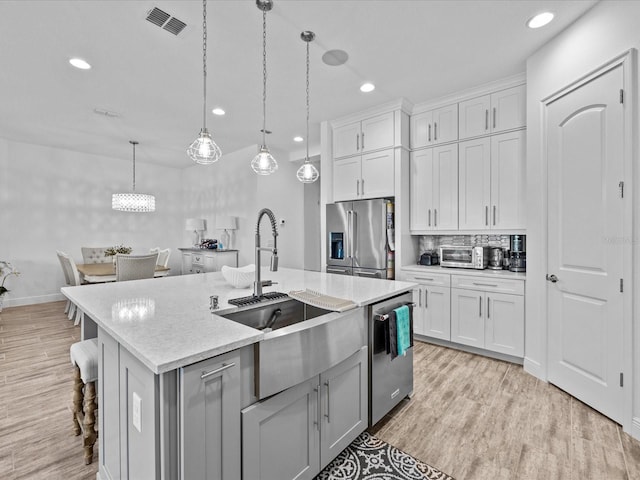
left=180, top=350, right=241, bottom=480
left=241, top=347, right=368, bottom=480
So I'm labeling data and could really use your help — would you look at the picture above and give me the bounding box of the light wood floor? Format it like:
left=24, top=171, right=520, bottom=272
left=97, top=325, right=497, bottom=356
left=2, top=302, right=640, bottom=479
left=371, top=341, right=640, bottom=480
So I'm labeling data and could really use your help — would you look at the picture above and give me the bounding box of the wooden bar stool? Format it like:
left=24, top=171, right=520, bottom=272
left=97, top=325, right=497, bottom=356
left=70, top=338, right=98, bottom=465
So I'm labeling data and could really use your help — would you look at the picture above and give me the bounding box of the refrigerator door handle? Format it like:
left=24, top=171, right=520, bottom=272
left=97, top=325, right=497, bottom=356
left=350, top=211, right=357, bottom=259
left=345, top=211, right=351, bottom=259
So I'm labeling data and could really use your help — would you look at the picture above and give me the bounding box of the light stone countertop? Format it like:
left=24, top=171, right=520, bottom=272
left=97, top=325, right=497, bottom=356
left=62, top=268, right=415, bottom=375
left=401, top=264, right=527, bottom=280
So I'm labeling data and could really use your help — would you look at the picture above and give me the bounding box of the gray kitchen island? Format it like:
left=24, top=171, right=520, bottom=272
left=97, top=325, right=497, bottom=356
left=62, top=268, right=415, bottom=480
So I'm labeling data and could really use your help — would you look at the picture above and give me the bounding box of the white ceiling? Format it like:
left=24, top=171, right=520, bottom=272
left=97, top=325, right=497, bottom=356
left=0, top=0, right=599, bottom=168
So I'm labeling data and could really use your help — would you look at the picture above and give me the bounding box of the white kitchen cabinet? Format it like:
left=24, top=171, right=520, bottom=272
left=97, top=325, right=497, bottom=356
left=405, top=272, right=451, bottom=340
left=409, top=144, right=458, bottom=232
left=450, top=275, right=524, bottom=357
left=241, top=347, right=368, bottom=479
left=458, top=85, right=525, bottom=140
left=180, top=350, right=241, bottom=480
left=458, top=130, right=526, bottom=230
left=410, top=103, right=458, bottom=149
left=333, top=148, right=394, bottom=201
left=333, top=112, right=394, bottom=159
left=180, top=249, right=238, bottom=275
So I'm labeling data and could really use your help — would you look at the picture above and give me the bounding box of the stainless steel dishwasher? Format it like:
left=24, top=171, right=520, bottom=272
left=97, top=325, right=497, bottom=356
left=369, top=291, right=414, bottom=426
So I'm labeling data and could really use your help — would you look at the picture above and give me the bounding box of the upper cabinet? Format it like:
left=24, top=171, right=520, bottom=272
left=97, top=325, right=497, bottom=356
left=333, top=112, right=395, bottom=159
left=410, top=103, right=458, bottom=149
left=333, top=149, right=395, bottom=202
left=458, top=85, right=525, bottom=140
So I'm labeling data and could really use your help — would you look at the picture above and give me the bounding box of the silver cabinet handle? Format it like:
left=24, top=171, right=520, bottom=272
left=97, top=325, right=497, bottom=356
left=324, top=381, right=330, bottom=423
left=428, top=124, right=431, bottom=142
left=487, top=296, right=490, bottom=318
left=415, top=277, right=435, bottom=281
left=361, top=179, right=365, bottom=196
left=434, top=209, right=437, bottom=227
left=485, top=206, right=488, bottom=226
left=356, top=179, right=360, bottom=196
left=434, top=122, right=438, bottom=141
left=428, top=209, right=431, bottom=227
left=472, top=282, right=498, bottom=287
left=546, top=274, right=558, bottom=283
left=485, top=109, right=489, bottom=130
left=417, top=289, right=421, bottom=307
left=361, top=132, right=365, bottom=150
left=425, top=289, right=428, bottom=309
left=313, top=386, right=320, bottom=430
left=201, top=362, right=235, bottom=380
left=493, top=205, right=496, bottom=226
left=493, top=107, right=496, bottom=129
left=479, top=297, right=482, bottom=317
left=356, top=133, right=359, bottom=151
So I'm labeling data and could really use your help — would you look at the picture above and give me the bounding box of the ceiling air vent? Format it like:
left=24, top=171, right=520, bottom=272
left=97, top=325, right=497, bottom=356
left=145, top=7, right=187, bottom=36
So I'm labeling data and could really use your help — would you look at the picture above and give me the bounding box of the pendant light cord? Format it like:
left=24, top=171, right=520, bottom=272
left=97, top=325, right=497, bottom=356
left=262, top=7, right=267, bottom=146
left=202, top=0, right=208, bottom=130
left=130, top=141, right=138, bottom=192
left=305, top=39, right=310, bottom=162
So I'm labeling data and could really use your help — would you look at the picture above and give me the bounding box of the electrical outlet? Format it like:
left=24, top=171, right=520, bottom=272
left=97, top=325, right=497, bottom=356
left=133, top=392, right=142, bottom=433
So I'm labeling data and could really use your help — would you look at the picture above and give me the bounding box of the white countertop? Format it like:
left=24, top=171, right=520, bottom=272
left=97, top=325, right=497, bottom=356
left=402, top=264, right=526, bottom=280
left=62, top=268, right=415, bottom=375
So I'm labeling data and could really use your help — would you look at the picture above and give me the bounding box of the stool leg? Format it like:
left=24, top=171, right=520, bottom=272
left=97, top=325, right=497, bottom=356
left=83, top=381, right=98, bottom=465
left=72, top=366, right=83, bottom=436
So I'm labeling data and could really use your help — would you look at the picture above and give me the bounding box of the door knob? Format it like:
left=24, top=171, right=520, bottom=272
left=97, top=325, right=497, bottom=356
left=546, top=274, right=558, bottom=283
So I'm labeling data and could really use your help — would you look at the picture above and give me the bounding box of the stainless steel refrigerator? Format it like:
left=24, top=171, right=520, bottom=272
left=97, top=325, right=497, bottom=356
left=326, top=199, right=391, bottom=279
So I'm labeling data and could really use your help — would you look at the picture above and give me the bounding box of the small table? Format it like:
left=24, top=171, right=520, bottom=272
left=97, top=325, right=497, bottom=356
left=77, top=263, right=170, bottom=284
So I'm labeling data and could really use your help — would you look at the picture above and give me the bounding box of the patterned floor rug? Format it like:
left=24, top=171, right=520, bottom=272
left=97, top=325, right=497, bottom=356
left=315, top=431, right=455, bottom=480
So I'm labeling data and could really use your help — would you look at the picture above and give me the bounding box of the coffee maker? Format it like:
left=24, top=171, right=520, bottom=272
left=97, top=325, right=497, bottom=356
left=509, top=235, right=526, bottom=272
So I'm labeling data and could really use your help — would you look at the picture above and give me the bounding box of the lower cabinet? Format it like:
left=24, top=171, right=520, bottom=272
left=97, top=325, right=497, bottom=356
left=406, top=272, right=451, bottom=340
left=241, top=347, right=368, bottom=480
left=180, top=350, right=241, bottom=480
left=181, top=249, right=238, bottom=275
left=451, top=280, right=524, bottom=357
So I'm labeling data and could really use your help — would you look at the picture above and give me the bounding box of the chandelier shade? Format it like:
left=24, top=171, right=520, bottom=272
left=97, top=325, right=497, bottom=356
left=112, top=140, right=156, bottom=213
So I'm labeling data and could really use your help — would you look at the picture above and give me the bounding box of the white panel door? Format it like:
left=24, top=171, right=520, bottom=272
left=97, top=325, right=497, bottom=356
left=333, top=122, right=361, bottom=159
left=333, top=157, right=361, bottom=202
left=432, top=144, right=458, bottom=230
left=432, top=104, right=458, bottom=145
left=361, top=149, right=394, bottom=199
left=484, top=293, right=524, bottom=357
left=491, top=85, right=526, bottom=133
left=409, top=149, right=433, bottom=231
left=424, top=285, right=451, bottom=340
left=491, top=130, right=526, bottom=229
left=410, top=111, right=433, bottom=149
left=451, top=288, right=484, bottom=348
left=361, top=112, right=394, bottom=152
left=547, top=64, right=624, bottom=423
left=412, top=287, right=426, bottom=335
left=458, top=94, right=490, bottom=139
left=458, top=137, right=491, bottom=230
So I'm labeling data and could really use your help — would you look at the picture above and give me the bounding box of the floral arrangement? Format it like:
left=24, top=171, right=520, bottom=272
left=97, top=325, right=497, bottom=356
left=105, top=245, right=133, bottom=257
left=0, top=261, right=20, bottom=295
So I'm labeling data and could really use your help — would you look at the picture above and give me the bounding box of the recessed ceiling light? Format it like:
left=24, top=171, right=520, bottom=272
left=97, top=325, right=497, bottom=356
left=212, top=108, right=225, bottom=116
left=360, top=83, right=375, bottom=93
left=293, top=136, right=304, bottom=142
left=527, top=12, right=554, bottom=29
left=69, top=58, right=91, bottom=70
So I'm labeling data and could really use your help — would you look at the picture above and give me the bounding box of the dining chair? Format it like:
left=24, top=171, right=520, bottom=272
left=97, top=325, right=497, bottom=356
left=115, top=253, right=158, bottom=282
left=81, top=247, right=111, bottom=264
left=56, top=250, right=84, bottom=325
left=150, top=247, right=171, bottom=267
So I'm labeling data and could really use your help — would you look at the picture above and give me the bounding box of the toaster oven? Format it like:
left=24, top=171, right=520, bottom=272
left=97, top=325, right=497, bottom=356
left=439, top=245, right=489, bottom=269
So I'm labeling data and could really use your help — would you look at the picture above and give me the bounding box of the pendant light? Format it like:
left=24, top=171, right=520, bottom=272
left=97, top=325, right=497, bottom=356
left=296, top=31, right=319, bottom=183
left=112, top=141, right=156, bottom=212
left=251, top=0, right=278, bottom=175
left=187, top=0, right=222, bottom=165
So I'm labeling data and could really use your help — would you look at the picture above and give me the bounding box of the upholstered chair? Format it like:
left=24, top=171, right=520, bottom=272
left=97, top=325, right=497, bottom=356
left=115, top=253, right=158, bottom=282
left=81, top=247, right=111, bottom=264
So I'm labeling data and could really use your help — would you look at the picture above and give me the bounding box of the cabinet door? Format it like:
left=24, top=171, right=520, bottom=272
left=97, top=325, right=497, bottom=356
left=412, top=286, right=426, bottom=335
left=432, top=104, right=458, bottom=145
left=491, top=131, right=526, bottom=229
left=361, top=149, right=394, bottom=199
left=458, top=137, right=491, bottom=230
left=424, top=285, right=451, bottom=340
left=451, top=288, right=484, bottom=348
left=319, top=347, right=368, bottom=469
left=333, top=122, right=361, bottom=159
left=459, top=94, right=491, bottom=139
left=242, top=377, right=320, bottom=480
left=432, top=144, right=458, bottom=230
left=485, top=293, right=524, bottom=357
left=410, top=111, right=433, bottom=149
left=361, top=112, right=395, bottom=152
left=409, top=149, right=433, bottom=231
left=333, top=157, right=361, bottom=202
left=491, top=85, right=525, bottom=133
left=182, top=252, right=193, bottom=275
left=180, top=351, right=241, bottom=480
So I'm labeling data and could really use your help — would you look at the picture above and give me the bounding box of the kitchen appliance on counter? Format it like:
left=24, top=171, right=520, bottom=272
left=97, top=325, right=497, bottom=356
left=369, top=291, right=413, bottom=426
left=419, top=251, right=439, bottom=266
left=326, top=199, right=392, bottom=279
left=488, top=247, right=504, bottom=270
left=439, top=245, right=489, bottom=269
left=509, top=235, right=526, bottom=272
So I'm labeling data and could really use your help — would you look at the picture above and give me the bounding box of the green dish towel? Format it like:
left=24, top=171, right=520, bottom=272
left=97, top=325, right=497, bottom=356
left=394, top=305, right=411, bottom=357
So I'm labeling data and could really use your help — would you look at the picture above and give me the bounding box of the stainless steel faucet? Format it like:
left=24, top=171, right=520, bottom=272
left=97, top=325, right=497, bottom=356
left=254, top=208, right=279, bottom=297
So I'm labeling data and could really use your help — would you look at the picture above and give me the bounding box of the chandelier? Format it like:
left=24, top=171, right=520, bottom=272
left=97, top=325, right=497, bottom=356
left=112, top=140, right=156, bottom=212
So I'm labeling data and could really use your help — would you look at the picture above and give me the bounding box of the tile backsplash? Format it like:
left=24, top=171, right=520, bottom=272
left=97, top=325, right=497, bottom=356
left=418, top=234, right=512, bottom=253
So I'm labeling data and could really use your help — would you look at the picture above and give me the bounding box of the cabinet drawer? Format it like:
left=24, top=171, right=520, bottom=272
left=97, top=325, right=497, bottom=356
left=451, top=275, right=524, bottom=295
left=403, top=271, right=450, bottom=287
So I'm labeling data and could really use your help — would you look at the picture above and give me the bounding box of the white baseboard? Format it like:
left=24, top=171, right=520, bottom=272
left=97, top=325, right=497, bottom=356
left=2, top=293, right=65, bottom=308
left=524, top=357, right=546, bottom=381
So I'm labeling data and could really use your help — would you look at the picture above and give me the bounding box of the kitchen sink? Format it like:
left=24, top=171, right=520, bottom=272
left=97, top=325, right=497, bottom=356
left=221, top=297, right=329, bottom=331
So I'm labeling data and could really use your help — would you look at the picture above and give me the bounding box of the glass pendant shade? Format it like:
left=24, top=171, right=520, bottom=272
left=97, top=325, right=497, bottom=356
left=251, top=145, right=278, bottom=175
left=187, top=128, right=222, bottom=165
left=112, top=193, right=156, bottom=212
left=296, top=162, right=319, bottom=183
